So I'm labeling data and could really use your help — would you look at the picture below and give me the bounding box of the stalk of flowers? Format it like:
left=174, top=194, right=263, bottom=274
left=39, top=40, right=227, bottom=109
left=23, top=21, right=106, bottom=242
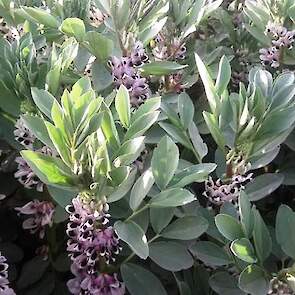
left=0, top=252, right=16, bottom=295
left=66, top=194, right=124, bottom=295
left=259, top=22, right=295, bottom=68
left=14, top=117, right=36, bottom=150
left=203, top=173, right=253, bottom=206
left=0, top=17, right=23, bottom=43
left=15, top=199, right=55, bottom=239
left=109, top=41, right=150, bottom=107
left=152, top=34, right=187, bottom=61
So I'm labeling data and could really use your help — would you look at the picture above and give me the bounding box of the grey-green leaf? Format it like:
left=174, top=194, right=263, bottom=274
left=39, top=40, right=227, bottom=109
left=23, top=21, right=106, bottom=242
left=151, top=136, right=179, bottom=190
left=114, top=220, right=148, bottom=259
left=161, top=216, right=208, bottom=240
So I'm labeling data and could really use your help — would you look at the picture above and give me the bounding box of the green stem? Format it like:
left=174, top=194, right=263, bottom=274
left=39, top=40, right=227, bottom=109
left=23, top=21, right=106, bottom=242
left=125, top=204, right=150, bottom=222
left=121, top=234, right=160, bottom=265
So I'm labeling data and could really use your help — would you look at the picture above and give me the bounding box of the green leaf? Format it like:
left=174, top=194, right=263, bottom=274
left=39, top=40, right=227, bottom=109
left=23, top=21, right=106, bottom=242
left=239, top=192, right=254, bottom=238
left=60, top=18, right=86, bottom=41
left=203, top=111, right=226, bottom=153
left=17, top=256, right=49, bottom=289
left=178, top=93, right=195, bottom=130
left=22, top=114, right=54, bottom=150
left=161, top=216, right=208, bottom=240
left=114, top=137, right=145, bottom=167
left=84, top=31, right=114, bottom=62
left=276, top=205, right=295, bottom=259
left=169, top=163, right=216, bottom=188
left=131, top=96, right=161, bottom=123
left=31, top=88, right=55, bottom=119
left=195, top=53, right=219, bottom=112
left=215, top=214, right=244, bottom=241
left=158, top=122, right=192, bottom=149
left=210, top=272, right=245, bottom=295
left=21, top=150, right=75, bottom=189
left=252, top=208, right=272, bottom=262
left=238, top=265, right=269, bottom=295
left=215, top=55, right=231, bottom=95
left=190, top=241, right=232, bottom=266
left=149, top=188, right=196, bottom=208
left=231, top=238, right=257, bottom=263
left=114, top=220, right=148, bottom=259
left=92, top=61, right=113, bottom=92
left=21, top=7, right=59, bottom=28
left=188, top=122, right=208, bottom=160
left=115, top=85, right=131, bottom=128
left=121, top=263, right=167, bottom=295
left=124, top=111, right=160, bottom=141
left=150, top=207, right=174, bottom=233
left=245, top=173, right=284, bottom=201
left=149, top=241, right=194, bottom=271
left=139, top=17, right=167, bottom=45
left=140, top=61, right=187, bottom=76
left=108, top=167, right=137, bottom=202
left=151, top=136, right=179, bottom=190
left=47, top=186, right=76, bottom=208
left=45, top=122, right=71, bottom=167
left=130, top=168, right=155, bottom=211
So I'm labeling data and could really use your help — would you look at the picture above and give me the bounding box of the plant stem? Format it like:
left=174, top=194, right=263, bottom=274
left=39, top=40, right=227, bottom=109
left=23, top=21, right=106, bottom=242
left=125, top=204, right=150, bottom=222
left=121, top=234, right=160, bottom=265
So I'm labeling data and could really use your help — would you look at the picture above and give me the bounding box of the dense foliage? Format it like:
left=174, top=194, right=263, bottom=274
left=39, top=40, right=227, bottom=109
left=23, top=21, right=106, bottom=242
left=0, top=0, right=295, bottom=294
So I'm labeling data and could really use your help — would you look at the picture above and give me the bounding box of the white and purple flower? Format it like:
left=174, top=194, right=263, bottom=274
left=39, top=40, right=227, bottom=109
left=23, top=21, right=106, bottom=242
left=0, top=253, right=16, bottom=295
left=15, top=200, right=55, bottom=239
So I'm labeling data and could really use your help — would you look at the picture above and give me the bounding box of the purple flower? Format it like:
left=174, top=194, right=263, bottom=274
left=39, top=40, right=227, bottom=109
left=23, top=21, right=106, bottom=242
left=130, top=41, right=149, bottom=66
left=109, top=52, right=150, bottom=107
left=14, top=118, right=36, bottom=149
left=203, top=174, right=253, bottom=206
left=66, top=195, right=124, bottom=294
left=67, top=267, right=125, bottom=295
left=259, top=47, right=280, bottom=68
left=152, top=35, right=186, bottom=61
left=0, top=253, right=16, bottom=295
left=268, top=277, right=293, bottom=295
left=171, top=38, right=186, bottom=60
left=15, top=200, right=55, bottom=239
left=272, top=31, right=295, bottom=49
left=14, top=156, right=44, bottom=191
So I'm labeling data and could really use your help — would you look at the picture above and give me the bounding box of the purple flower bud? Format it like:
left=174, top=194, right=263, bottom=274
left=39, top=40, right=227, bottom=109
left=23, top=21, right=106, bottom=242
left=109, top=53, right=150, bottom=107
left=14, top=118, right=36, bottom=149
left=203, top=174, right=253, bottom=206
left=259, top=47, right=280, bottom=68
left=15, top=200, right=55, bottom=239
left=130, top=41, right=149, bottom=66
left=0, top=253, right=16, bottom=294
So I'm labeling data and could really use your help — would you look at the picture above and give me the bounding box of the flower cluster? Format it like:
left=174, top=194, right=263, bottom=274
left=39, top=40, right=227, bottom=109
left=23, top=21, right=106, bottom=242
left=260, top=22, right=295, bottom=68
left=268, top=277, right=294, bottom=295
left=0, top=253, right=16, bottom=295
left=0, top=17, right=22, bottom=43
left=66, top=195, right=124, bottom=295
left=109, top=42, right=149, bottom=107
left=203, top=174, right=253, bottom=206
left=152, top=34, right=186, bottom=61
left=14, top=118, right=36, bottom=150
left=89, top=5, right=107, bottom=27
left=15, top=199, right=55, bottom=239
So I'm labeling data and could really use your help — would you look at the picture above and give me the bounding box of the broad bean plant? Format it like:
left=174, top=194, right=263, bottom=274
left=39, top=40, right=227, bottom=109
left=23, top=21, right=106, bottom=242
left=0, top=0, right=294, bottom=294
